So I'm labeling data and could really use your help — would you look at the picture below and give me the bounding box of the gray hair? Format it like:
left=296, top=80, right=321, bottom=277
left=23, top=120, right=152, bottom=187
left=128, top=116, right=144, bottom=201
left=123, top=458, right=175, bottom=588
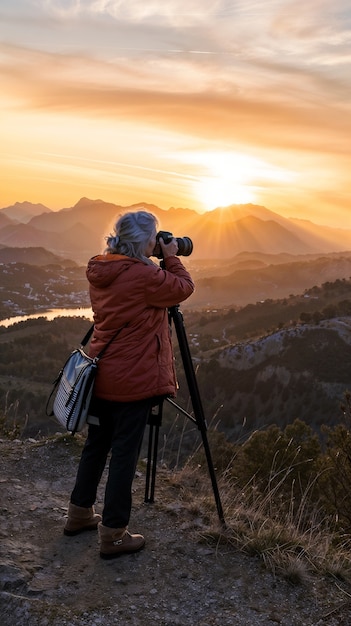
left=105, top=210, right=158, bottom=264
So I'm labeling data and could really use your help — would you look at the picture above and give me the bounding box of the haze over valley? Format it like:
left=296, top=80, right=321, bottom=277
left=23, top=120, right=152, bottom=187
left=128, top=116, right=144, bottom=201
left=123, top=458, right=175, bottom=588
left=1, top=199, right=351, bottom=442
left=1, top=199, right=351, bottom=313
left=1, top=198, right=351, bottom=265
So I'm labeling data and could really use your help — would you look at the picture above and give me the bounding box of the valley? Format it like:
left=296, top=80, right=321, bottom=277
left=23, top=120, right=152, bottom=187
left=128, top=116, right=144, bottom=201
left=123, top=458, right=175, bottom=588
left=1, top=199, right=351, bottom=452
left=2, top=244, right=351, bottom=318
left=1, top=259, right=351, bottom=453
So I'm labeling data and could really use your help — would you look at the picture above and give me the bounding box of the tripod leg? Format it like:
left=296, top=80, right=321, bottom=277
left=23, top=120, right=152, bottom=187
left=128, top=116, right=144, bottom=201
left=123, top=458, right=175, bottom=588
left=169, top=305, right=226, bottom=527
left=144, top=401, right=163, bottom=504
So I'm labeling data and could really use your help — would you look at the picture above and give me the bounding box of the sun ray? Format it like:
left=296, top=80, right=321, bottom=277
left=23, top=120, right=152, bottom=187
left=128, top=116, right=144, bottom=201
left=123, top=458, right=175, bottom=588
left=195, top=175, right=254, bottom=209
left=175, top=150, right=295, bottom=211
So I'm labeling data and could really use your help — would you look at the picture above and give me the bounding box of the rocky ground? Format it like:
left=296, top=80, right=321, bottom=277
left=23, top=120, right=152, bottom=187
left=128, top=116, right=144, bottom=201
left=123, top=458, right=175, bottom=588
left=1, top=435, right=351, bottom=626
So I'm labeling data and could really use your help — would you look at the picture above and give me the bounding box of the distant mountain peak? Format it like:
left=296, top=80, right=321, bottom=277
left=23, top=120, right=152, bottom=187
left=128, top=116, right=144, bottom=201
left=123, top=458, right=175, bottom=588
left=74, top=197, right=103, bottom=207
left=1, top=197, right=351, bottom=263
left=1, top=201, right=52, bottom=223
left=207, top=203, right=286, bottom=223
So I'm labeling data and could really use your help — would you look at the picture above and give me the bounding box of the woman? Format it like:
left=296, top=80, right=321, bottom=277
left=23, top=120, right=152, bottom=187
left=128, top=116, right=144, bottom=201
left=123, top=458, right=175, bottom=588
left=64, top=209, right=194, bottom=559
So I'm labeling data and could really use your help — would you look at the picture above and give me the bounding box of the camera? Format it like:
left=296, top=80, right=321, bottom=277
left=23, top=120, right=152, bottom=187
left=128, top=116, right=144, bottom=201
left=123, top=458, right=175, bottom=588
left=153, top=230, right=193, bottom=259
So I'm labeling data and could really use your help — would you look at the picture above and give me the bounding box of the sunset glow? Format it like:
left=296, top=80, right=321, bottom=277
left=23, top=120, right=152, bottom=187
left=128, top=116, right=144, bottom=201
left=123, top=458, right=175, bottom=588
left=0, top=1, right=351, bottom=228
left=187, top=152, right=256, bottom=209
left=196, top=178, right=254, bottom=210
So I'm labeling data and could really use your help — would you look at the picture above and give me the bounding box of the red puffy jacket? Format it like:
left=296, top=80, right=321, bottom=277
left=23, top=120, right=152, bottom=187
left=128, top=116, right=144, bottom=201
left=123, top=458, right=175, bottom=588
left=87, top=253, right=195, bottom=402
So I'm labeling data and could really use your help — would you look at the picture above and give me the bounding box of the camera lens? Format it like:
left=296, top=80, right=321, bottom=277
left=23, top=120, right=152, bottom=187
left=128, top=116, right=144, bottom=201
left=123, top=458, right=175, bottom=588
left=153, top=231, right=193, bottom=258
left=176, top=237, right=193, bottom=257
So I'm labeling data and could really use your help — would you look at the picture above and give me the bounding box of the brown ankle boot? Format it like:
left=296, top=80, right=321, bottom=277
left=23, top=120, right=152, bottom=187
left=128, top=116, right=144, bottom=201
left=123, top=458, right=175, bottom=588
left=98, top=523, right=145, bottom=559
left=64, top=502, right=102, bottom=536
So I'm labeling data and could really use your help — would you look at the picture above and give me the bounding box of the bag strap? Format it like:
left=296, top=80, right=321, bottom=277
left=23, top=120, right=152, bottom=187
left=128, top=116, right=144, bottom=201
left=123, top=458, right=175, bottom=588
left=95, top=325, right=125, bottom=359
left=80, top=324, right=94, bottom=347
left=80, top=324, right=125, bottom=360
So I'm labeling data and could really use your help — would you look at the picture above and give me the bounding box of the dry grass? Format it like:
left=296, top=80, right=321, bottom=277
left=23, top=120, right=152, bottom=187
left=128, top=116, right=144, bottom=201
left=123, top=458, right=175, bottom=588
left=0, top=392, right=24, bottom=439
left=169, top=458, right=351, bottom=585
left=3, top=394, right=351, bottom=587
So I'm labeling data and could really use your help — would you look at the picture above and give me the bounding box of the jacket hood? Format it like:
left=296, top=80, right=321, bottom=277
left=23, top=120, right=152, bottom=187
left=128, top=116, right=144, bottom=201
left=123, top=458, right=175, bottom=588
left=86, top=254, right=142, bottom=288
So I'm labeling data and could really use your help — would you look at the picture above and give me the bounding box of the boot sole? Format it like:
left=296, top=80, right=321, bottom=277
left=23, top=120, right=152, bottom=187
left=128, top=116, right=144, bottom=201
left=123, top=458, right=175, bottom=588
left=100, top=544, right=145, bottom=560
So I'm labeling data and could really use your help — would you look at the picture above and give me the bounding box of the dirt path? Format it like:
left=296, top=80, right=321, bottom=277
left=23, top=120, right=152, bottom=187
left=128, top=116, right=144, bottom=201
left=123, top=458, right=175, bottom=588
left=1, top=436, right=351, bottom=625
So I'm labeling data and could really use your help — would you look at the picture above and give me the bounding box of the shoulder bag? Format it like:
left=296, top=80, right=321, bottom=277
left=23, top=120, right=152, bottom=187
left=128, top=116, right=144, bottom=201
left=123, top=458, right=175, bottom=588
left=46, top=324, right=123, bottom=434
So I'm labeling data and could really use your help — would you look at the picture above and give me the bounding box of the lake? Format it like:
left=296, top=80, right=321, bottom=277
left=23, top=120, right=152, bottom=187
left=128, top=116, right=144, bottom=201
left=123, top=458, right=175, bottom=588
left=0, top=307, right=93, bottom=328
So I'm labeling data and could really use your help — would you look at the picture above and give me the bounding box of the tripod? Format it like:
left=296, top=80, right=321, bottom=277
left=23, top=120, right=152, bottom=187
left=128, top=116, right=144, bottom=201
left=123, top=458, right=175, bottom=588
left=144, top=303, right=226, bottom=527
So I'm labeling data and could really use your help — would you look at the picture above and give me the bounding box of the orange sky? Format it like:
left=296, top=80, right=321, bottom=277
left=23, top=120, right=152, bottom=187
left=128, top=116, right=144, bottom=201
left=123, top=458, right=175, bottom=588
left=1, top=1, right=351, bottom=228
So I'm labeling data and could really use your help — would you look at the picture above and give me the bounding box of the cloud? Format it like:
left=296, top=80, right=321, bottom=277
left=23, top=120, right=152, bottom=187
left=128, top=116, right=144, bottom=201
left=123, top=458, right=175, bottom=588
left=39, top=0, right=224, bottom=25
left=271, top=0, right=350, bottom=38
left=1, top=39, right=350, bottom=158
left=1, top=88, right=349, bottom=179
left=40, top=0, right=82, bottom=19
left=1, top=0, right=351, bottom=225
left=3, top=1, right=351, bottom=76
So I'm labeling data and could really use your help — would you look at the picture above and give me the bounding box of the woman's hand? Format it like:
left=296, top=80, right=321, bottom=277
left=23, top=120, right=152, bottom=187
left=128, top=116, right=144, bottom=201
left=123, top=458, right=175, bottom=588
left=159, top=237, right=178, bottom=258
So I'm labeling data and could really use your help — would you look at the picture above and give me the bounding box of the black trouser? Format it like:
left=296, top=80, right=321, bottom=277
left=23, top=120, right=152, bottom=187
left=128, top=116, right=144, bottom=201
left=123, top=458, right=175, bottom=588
left=70, top=397, right=153, bottom=528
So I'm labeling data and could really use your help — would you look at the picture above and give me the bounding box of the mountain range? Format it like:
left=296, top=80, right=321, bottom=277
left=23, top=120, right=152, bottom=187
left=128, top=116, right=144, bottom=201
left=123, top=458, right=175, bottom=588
left=0, top=198, right=350, bottom=265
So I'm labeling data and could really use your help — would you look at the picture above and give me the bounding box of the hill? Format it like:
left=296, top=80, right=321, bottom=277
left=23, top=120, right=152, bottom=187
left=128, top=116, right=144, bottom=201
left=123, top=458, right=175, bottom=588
left=0, top=212, right=15, bottom=229
left=2, top=246, right=351, bottom=318
left=192, top=253, right=351, bottom=307
left=1, top=435, right=351, bottom=625
left=0, top=246, right=77, bottom=267
left=179, top=278, right=351, bottom=438
left=1, top=278, right=351, bottom=446
left=1, top=198, right=351, bottom=264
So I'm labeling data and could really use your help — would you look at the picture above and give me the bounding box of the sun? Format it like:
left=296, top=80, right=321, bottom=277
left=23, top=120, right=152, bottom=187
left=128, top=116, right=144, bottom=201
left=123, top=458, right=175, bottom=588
left=185, top=151, right=258, bottom=210
left=174, top=149, right=296, bottom=212
left=195, top=175, right=254, bottom=209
